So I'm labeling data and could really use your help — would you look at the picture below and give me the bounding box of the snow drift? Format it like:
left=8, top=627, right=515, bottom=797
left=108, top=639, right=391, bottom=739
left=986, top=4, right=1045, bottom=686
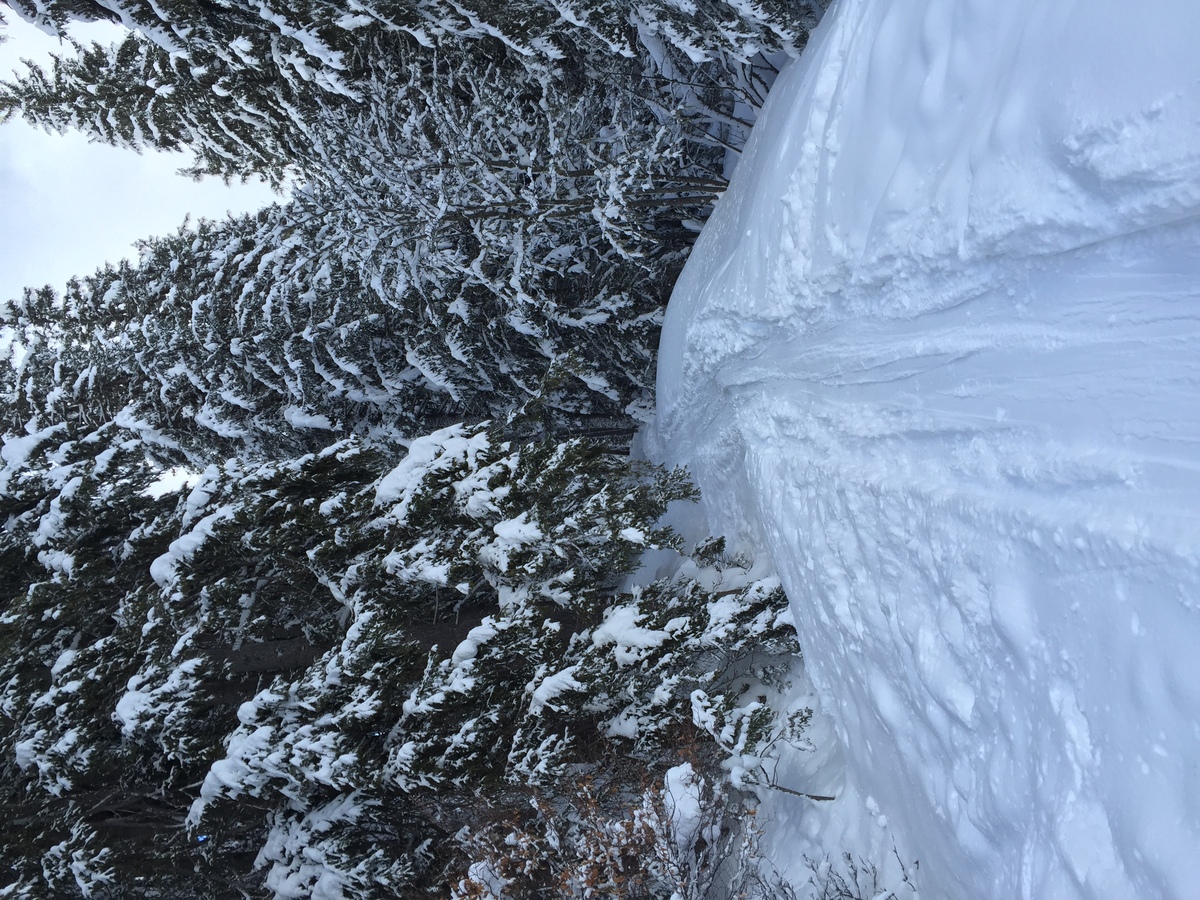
left=647, top=1, right=1200, bottom=897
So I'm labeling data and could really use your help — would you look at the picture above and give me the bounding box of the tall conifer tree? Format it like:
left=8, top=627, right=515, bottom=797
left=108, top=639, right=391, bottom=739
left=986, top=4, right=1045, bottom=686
left=0, top=34, right=304, bottom=184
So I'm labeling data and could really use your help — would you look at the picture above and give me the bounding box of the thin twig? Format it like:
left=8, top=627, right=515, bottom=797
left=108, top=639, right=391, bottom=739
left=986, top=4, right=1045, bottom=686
left=768, top=783, right=836, bottom=802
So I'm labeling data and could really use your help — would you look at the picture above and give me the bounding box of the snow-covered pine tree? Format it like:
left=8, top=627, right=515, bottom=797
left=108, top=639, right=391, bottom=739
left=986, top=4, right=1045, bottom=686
left=1, top=0, right=833, bottom=437
left=1, top=0, right=117, bottom=33
left=2, top=0, right=828, bottom=196
left=1, top=193, right=662, bottom=461
left=2, top=0, right=362, bottom=98
left=5, top=0, right=822, bottom=72
left=4, top=405, right=772, bottom=894
left=1, top=401, right=810, bottom=897
left=631, top=0, right=828, bottom=75
left=1, top=212, right=455, bottom=461
left=102, top=209, right=458, bottom=453
left=3, top=18, right=736, bottom=436
left=179, top=425, right=699, bottom=892
left=0, top=33, right=307, bottom=185
left=0, top=419, right=210, bottom=895
left=295, top=42, right=728, bottom=432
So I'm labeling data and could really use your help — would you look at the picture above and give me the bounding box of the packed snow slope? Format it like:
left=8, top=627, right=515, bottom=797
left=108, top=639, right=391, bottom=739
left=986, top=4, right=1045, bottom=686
left=647, top=2, right=1200, bottom=898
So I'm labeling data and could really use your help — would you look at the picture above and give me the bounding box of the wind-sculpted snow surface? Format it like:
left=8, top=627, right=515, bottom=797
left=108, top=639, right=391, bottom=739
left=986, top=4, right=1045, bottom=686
left=648, top=2, right=1200, bottom=898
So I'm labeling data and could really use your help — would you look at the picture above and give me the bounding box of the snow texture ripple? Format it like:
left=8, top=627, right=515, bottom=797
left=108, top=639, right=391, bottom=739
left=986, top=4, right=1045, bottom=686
left=647, top=2, right=1200, bottom=898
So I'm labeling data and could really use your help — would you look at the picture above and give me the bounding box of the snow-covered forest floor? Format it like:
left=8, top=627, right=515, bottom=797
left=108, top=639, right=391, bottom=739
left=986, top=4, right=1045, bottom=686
left=650, top=2, right=1200, bottom=898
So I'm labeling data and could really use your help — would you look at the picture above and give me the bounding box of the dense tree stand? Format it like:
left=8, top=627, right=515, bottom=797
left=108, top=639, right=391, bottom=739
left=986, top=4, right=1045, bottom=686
left=0, top=0, right=824, bottom=895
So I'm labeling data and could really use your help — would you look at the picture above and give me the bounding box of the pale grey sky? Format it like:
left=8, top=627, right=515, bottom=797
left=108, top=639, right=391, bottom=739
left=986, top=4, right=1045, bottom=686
left=0, top=14, right=277, bottom=302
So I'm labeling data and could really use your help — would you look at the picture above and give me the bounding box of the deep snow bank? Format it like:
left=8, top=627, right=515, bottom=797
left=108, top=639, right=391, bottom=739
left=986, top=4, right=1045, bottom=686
left=647, top=2, right=1200, bottom=898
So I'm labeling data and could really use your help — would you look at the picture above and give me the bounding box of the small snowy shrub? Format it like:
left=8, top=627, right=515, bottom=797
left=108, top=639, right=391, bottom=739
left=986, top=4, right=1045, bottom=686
left=804, top=852, right=919, bottom=900
left=450, top=765, right=799, bottom=900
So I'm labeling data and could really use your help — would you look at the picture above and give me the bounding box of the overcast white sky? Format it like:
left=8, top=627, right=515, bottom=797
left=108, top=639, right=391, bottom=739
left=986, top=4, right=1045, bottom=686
left=0, top=14, right=277, bottom=301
